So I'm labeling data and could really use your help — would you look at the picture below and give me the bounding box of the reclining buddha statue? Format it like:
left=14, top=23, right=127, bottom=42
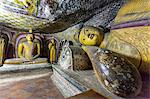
left=4, top=30, right=47, bottom=64
left=79, top=26, right=142, bottom=97
left=79, top=0, right=150, bottom=75
left=79, top=23, right=150, bottom=75
left=77, top=0, right=150, bottom=75
left=76, top=0, right=150, bottom=98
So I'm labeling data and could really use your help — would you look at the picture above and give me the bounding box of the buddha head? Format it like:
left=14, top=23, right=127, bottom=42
left=26, top=33, right=34, bottom=42
left=51, top=37, right=55, bottom=44
left=79, top=26, right=104, bottom=46
left=26, top=29, right=34, bottom=42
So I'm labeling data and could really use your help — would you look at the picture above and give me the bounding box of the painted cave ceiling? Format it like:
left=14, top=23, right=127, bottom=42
left=0, top=0, right=124, bottom=33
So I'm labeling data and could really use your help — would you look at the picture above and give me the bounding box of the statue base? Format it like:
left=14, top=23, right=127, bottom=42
left=0, top=67, right=51, bottom=85
left=51, top=65, right=89, bottom=98
left=4, top=58, right=48, bottom=64
left=0, top=63, right=51, bottom=72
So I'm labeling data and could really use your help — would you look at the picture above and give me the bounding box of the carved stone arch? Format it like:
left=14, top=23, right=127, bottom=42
left=0, top=27, right=13, bottom=59
left=0, top=32, right=9, bottom=65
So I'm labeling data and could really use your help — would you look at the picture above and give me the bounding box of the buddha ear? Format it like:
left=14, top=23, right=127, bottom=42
left=98, top=25, right=110, bottom=33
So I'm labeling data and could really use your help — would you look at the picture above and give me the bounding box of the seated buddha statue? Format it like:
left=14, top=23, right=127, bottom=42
left=4, top=30, right=47, bottom=64
left=48, top=37, right=56, bottom=64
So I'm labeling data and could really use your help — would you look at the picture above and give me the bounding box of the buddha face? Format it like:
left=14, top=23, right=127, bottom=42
left=51, top=38, right=55, bottom=44
left=79, top=26, right=104, bottom=46
left=26, top=34, right=34, bottom=41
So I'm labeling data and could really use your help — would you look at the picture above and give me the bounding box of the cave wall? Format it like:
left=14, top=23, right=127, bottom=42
left=0, top=0, right=126, bottom=33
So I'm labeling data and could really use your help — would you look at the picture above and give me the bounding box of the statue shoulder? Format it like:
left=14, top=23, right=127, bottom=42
left=18, top=41, right=28, bottom=46
left=100, top=32, right=110, bottom=48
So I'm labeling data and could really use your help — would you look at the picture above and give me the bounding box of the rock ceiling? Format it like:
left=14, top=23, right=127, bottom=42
left=0, top=0, right=124, bottom=33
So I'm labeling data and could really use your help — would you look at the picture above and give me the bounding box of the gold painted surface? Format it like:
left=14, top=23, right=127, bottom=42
left=78, top=26, right=150, bottom=74
left=106, top=26, right=150, bottom=74
left=0, top=37, right=5, bottom=65
left=18, top=34, right=40, bottom=60
left=4, top=33, right=47, bottom=64
left=79, top=26, right=104, bottom=46
left=114, top=0, right=150, bottom=24
left=48, top=38, right=56, bottom=64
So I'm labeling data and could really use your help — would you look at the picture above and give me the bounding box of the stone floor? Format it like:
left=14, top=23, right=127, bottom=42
left=0, top=68, right=149, bottom=99
left=0, top=71, right=64, bottom=99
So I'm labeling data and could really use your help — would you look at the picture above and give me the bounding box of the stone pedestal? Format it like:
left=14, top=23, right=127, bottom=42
left=0, top=63, right=52, bottom=86
left=0, top=63, right=51, bottom=72
left=51, top=65, right=89, bottom=98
